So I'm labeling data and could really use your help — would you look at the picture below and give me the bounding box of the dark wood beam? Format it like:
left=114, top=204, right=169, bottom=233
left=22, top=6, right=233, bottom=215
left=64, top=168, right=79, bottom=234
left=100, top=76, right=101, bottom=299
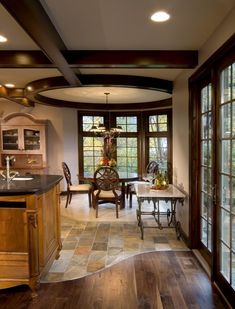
left=78, top=74, right=173, bottom=93
left=65, top=50, right=198, bottom=68
left=35, top=94, right=172, bottom=110
left=0, top=0, right=81, bottom=85
left=0, top=86, right=34, bottom=106
left=0, top=51, right=52, bottom=67
left=23, top=74, right=173, bottom=109
left=0, top=50, right=198, bottom=69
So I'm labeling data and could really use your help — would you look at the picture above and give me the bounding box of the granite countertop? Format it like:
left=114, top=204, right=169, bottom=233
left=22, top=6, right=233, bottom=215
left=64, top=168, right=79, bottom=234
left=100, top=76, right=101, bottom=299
left=0, top=174, right=63, bottom=195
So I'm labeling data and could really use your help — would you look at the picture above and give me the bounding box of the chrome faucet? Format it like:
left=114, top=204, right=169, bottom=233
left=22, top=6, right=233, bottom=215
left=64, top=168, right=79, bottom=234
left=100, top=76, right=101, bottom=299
left=0, top=156, right=19, bottom=182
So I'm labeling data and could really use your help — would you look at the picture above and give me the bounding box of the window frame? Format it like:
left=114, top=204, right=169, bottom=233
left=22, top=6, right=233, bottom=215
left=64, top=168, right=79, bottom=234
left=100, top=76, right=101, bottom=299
left=77, top=109, right=172, bottom=180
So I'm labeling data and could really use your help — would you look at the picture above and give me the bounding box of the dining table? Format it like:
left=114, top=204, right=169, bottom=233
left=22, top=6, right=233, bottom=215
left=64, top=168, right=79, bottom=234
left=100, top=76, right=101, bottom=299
left=134, top=183, right=185, bottom=239
left=79, top=170, right=139, bottom=208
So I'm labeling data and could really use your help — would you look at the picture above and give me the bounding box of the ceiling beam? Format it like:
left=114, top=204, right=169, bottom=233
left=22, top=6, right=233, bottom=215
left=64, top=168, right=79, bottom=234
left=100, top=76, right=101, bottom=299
left=0, top=86, right=34, bottom=106
left=0, top=50, right=198, bottom=69
left=65, top=50, right=198, bottom=68
left=0, top=0, right=81, bottom=85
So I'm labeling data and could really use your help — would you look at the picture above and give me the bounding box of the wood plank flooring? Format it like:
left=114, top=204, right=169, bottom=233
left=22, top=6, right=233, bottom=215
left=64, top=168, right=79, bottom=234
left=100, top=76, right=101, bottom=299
left=0, top=251, right=228, bottom=309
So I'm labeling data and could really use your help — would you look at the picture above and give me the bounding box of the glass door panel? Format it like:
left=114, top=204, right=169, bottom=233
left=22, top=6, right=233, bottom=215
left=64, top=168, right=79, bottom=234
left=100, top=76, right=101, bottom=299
left=200, top=84, right=213, bottom=252
left=2, top=129, right=19, bottom=150
left=149, top=137, right=168, bottom=171
left=24, top=129, right=40, bottom=150
left=219, top=63, right=235, bottom=290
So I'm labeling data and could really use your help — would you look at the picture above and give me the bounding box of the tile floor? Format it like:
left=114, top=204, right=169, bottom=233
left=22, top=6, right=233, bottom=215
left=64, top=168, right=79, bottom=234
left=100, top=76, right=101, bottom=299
left=41, top=193, right=189, bottom=283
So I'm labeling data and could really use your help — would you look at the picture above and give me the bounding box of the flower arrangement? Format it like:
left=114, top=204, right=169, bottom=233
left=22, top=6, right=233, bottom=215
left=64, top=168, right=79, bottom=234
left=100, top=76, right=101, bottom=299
left=98, top=138, right=117, bottom=167
left=98, top=157, right=116, bottom=167
left=153, top=171, right=169, bottom=190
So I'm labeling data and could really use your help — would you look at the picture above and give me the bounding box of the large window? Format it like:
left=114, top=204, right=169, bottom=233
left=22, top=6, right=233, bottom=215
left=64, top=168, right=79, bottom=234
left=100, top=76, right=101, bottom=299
left=78, top=110, right=172, bottom=178
left=145, top=111, right=172, bottom=178
left=116, top=116, right=138, bottom=175
left=80, top=115, right=104, bottom=176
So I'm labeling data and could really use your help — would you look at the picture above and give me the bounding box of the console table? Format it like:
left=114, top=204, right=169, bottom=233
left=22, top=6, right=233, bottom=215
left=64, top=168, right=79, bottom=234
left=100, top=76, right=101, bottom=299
left=134, top=183, right=185, bottom=239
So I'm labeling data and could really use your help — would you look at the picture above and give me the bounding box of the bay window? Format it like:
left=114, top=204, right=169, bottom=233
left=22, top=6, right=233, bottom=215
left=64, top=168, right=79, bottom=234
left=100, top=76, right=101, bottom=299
left=78, top=109, right=172, bottom=179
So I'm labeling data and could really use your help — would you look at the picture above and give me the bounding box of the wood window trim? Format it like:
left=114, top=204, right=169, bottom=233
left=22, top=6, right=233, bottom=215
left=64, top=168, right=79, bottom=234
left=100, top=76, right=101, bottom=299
left=77, top=109, right=172, bottom=179
left=189, top=34, right=235, bottom=307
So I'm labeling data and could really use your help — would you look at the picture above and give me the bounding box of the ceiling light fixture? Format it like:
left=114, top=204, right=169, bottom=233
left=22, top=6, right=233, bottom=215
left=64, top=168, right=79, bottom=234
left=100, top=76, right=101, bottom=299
left=90, top=92, right=122, bottom=139
left=151, top=11, right=170, bottom=22
left=5, top=83, right=15, bottom=88
left=0, top=35, right=7, bottom=42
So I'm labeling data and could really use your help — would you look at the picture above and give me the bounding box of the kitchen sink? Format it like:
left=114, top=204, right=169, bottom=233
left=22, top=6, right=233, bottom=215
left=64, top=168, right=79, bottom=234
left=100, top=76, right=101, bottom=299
left=13, top=177, right=34, bottom=181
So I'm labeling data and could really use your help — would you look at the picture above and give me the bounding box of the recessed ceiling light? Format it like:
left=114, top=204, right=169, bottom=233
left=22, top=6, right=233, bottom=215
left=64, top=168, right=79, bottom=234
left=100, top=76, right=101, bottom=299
left=151, top=11, right=170, bottom=22
left=5, top=83, right=15, bottom=88
left=0, top=35, right=7, bottom=42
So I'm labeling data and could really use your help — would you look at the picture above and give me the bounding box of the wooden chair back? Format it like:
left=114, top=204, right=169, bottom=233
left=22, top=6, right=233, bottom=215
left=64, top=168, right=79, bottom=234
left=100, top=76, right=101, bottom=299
left=146, top=161, right=159, bottom=174
left=94, top=166, right=119, bottom=191
left=62, top=162, right=72, bottom=186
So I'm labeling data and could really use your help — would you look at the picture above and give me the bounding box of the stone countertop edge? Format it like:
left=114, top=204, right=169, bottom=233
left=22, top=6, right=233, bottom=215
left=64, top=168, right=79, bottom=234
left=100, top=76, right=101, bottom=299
left=0, top=174, right=63, bottom=196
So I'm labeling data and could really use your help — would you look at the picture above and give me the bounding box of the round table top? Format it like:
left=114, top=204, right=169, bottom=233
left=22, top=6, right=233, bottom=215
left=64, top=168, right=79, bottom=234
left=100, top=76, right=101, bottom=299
left=80, top=171, right=139, bottom=182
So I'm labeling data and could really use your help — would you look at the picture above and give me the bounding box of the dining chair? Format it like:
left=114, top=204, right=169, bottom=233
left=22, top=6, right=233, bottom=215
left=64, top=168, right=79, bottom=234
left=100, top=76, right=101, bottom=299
left=127, top=160, right=159, bottom=208
left=62, top=162, right=92, bottom=208
left=92, top=166, right=123, bottom=218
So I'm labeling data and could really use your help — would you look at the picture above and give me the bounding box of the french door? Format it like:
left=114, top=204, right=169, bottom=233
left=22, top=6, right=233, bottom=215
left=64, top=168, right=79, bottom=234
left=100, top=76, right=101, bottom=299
left=199, top=83, right=213, bottom=262
left=216, top=61, right=235, bottom=296
left=189, top=38, right=235, bottom=306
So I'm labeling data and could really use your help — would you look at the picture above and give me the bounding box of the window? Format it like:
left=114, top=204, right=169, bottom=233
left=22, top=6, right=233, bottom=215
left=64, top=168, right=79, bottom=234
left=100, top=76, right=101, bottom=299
left=116, top=116, right=138, bottom=175
left=145, top=111, right=172, bottom=177
left=78, top=110, right=172, bottom=179
left=79, top=115, right=105, bottom=176
left=200, top=83, right=213, bottom=252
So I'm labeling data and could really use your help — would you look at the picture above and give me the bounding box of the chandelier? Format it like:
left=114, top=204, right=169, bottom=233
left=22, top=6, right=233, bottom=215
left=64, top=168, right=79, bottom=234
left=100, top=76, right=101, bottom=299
left=90, top=92, right=122, bottom=139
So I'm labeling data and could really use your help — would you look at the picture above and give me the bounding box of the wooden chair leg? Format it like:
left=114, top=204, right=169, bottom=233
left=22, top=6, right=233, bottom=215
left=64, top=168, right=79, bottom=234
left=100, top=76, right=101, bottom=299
left=65, top=191, right=70, bottom=208
left=88, top=190, right=92, bottom=208
left=126, top=184, right=131, bottom=199
left=129, top=191, right=133, bottom=208
left=95, top=200, right=98, bottom=218
left=116, top=201, right=119, bottom=218
left=69, top=192, right=72, bottom=204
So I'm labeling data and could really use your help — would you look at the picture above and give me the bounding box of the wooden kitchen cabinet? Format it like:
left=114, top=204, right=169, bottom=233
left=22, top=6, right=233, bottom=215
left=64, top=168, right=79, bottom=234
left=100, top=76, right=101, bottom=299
left=0, top=177, right=62, bottom=298
left=0, top=112, right=47, bottom=174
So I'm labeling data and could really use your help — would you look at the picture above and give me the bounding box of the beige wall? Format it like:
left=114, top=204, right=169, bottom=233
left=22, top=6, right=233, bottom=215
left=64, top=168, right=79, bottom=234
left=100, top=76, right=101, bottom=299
left=173, top=7, right=235, bottom=236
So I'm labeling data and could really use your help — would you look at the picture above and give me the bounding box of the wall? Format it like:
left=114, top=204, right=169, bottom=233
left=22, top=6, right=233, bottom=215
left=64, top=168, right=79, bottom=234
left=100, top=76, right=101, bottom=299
left=173, top=7, right=235, bottom=236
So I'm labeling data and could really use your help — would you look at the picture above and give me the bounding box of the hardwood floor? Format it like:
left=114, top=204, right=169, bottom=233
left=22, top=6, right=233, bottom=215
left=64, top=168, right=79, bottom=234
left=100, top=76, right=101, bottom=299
left=0, top=251, right=228, bottom=309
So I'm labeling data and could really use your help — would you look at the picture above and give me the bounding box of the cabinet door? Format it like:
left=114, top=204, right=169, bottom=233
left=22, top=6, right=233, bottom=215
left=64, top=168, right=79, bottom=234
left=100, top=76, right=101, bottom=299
left=1, top=128, right=20, bottom=150
left=23, top=128, right=42, bottom=151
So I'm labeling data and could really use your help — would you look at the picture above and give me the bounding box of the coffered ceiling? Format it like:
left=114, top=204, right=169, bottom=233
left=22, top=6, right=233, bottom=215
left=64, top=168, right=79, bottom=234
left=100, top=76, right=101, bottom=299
left=0, top=0, right=234, bottom=109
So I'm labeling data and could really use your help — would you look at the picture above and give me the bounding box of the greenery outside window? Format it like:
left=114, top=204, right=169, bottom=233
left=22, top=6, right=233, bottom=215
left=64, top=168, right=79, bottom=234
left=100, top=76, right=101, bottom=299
left=116, top=116, right=138, bottom=175
left=145, top=111, right=172, bottom=177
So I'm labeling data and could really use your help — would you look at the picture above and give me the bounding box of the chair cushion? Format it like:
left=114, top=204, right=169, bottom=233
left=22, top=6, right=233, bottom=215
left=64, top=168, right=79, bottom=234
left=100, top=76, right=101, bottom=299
left=93, top=189, right=122, bottom=198
left=69, top=184, right=91, bottom=192
left=128, top=180, right=146, bottom=185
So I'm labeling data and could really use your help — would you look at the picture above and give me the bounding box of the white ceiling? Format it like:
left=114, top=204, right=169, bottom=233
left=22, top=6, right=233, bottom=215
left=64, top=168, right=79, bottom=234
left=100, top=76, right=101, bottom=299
left=0, top=0, right=235, bottom=104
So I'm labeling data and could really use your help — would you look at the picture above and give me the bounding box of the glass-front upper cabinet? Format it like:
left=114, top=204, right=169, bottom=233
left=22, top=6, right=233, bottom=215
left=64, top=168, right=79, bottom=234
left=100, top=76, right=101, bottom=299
left=0, top=113, right=47, bottom=170
left=23, top=129, right=41, bottom=151
left=1, top=126, right=44, bottom=152
left=2, top=128, right=19, bottom=150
